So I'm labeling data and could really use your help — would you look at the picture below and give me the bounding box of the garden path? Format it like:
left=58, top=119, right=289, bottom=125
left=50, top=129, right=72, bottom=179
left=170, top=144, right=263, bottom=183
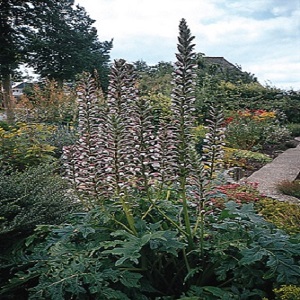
left=243, top=137, right=300, bottom=203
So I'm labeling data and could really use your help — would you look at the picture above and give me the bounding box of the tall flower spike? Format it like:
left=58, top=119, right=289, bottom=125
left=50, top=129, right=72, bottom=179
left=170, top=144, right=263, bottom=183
left=202, top=105, right=225, bottom=180
left=102, top=59, right=138, bottom=197
left=62, top=73, right=105, bottom=203
left=171, top=19, right=197, bottom=249
left=130, top=96, right=159, bottom=194
left=156, top=118, right=178, bottom=186
left=171, top=18, right=197, bottom=178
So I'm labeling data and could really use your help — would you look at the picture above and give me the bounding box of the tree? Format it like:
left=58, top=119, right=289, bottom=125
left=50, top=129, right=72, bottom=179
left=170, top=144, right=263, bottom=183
left=0, top=0, right=31, bottom=122
left=26, top=1, right=112, bottom=90
left=0, top=0, right=112, bottom=123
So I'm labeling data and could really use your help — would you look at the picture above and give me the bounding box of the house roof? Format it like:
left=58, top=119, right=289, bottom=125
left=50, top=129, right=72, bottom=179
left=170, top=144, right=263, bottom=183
left=203, top=56, right=238, bottom=70
left=12, top=82, right=28, bottom=89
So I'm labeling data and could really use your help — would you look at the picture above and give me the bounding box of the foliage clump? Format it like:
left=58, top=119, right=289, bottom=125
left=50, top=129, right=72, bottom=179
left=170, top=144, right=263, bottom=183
left=273, top=285, right=300, bottom=300
left=0, top=123, right=57, bottom=170
left=225, top=109, right=290, bottom=151
left=0, top=163, right=78, bottom=254
left=16, top=80, right=78, bottom=125
left=256, top=198, right=300, bottom=235
left=276, top=180, right=300, bottom=199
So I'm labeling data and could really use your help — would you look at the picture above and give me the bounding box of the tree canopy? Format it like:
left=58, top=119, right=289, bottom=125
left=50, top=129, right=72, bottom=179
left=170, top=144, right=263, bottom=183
left=0, top=0, right=112, bottom=121
left=25, top=1, right=112, bottom=87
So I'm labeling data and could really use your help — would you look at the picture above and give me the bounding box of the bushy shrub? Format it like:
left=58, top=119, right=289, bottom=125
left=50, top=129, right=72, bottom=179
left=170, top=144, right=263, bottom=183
left=287, top=123, right=300, bottom=137
left=15, top=79, right=78, bottom=125
left=225, top=109, right=290, bottom=150
left=0, top=123, right=57, bottom=170
left=0, top=120, right=9, bottom=131
left=223, top=147, right=272, bottom=171
left=0, top=163, right=78, bottom=253
left=46, top=125, right=78, bottom=158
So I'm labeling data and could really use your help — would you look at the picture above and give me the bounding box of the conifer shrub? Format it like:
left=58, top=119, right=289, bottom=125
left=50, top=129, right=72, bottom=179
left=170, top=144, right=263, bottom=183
left=0, top=163, right=79, bottom=254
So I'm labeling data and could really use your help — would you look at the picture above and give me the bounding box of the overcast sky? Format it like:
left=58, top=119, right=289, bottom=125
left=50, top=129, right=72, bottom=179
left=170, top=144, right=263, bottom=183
left=75, top=0, right=300, bottom=90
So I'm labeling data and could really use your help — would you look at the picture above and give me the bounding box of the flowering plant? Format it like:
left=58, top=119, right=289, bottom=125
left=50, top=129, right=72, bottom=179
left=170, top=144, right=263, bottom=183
left=210, top=182, right=264, bottom=209
left=225, top=109, right=290, bottom=150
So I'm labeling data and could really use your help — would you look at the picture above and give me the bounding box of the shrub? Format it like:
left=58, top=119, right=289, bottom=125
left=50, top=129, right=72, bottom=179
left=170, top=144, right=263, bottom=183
left=0, top=120, right=9, bottom=131
left=46, top=125, right=78, bottom=158
left=223, top=147, right=272, bottom=171
left=277, top=180, right=300, bottom=199
left=15, top=79, right=78, bottom=125
left=0, top=163, right=79, bottom=254
left=225, top=109, right=290, bottom=150
left=256, top=198, right=300, bottom=235
left=286, top=123, right=300, bottom=137
left=0, top=122, right=57, bottom=170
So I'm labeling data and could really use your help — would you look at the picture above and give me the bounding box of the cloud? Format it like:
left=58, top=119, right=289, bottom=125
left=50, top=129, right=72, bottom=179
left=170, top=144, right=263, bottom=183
left=76, top=0, right=300, bottom=90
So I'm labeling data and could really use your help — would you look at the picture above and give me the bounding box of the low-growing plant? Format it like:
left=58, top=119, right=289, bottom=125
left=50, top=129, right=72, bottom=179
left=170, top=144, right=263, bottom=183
left=256, top=198, right=300, bottom=235
left=277, top=180, right=300, bottom=199
left=2, top=201, right=299, bottom=299
left=223, top=147, right=272, bottom=171
left=209, top=182, right=264, bottom=209
left=273, top=285, right=300, bottom=300
left=0, top=163, right=78, bottom=252
left=0, top=120, right=10, bottom=131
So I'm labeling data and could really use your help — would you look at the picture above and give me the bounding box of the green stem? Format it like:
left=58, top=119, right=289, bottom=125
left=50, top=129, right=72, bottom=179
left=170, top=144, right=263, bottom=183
left=120, top=196, right=137, bottom=235
left=180, top=178, right=194, bottom=250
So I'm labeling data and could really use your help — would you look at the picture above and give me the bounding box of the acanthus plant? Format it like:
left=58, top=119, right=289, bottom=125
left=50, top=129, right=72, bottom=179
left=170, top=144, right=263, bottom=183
left=62, top=19, right=224, bottom=243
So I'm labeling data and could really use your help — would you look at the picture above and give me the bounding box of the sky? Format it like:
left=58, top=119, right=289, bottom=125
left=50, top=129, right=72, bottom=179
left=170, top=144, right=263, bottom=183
left=75, top=0, right=300, bottom=90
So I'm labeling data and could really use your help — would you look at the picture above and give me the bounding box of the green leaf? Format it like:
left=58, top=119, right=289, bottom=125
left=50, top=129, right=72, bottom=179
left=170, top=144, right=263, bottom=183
left=239, top=246, right=267, bottom=265
left=119, top=271, right=142, bottom=288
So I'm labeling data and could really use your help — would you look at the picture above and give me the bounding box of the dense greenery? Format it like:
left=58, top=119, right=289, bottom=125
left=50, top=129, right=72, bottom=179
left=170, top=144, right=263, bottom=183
left=134, top=55, right=300, bottom=124
left=0, top=163, right=78, bottom=253
left=25, top=1, right=112, bottom=88
left=2, top=201, right=299, bottom=300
